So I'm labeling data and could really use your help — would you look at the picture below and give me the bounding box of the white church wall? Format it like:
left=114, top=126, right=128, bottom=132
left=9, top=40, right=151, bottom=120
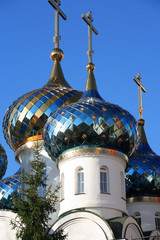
left=0, top=211, right=17, bottom=240
left=127, top=201, right=160, bottom=232
left=58, top=148, right=128, bottom=219
left=149, top=229, right=160, bottom=240
left=16, top=140, right=59, bottom=189
left=52, top=211, right=114, bottom=240
left=122, top=216, right=144, bottom=240
left=15, top=140, right=60, bottom=225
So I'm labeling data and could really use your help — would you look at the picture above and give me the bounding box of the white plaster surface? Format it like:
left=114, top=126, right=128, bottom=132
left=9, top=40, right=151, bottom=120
left=52, top=211, right=114, bottom=240
left=149, top=229, right=160, bottom=240
left=122, top=216, right=144, bottom=240
left=59, top=150, right=127, bottom=219
left=127, top=202, right=160, bottom=232
left=0, top=211, right=17, bottom=240
left=17, top=141, right=60, bottom=225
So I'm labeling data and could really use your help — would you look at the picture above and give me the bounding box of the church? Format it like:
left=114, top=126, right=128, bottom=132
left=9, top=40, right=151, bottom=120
left=0, top=1, right=160, bottom=239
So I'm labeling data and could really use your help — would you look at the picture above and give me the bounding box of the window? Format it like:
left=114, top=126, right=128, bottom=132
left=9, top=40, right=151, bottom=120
left=120, top=171, right=125, bottom=199
left=100, top=167, right=108, bottom=193
left=155, top=212, right=160, bottom=229
left=38, top=166, right=46, bottom=198
left=134, top=212, right=141, bottom=226
left=60, top=173, right=64, bottom=200
left=77, top=168, right=84, bottom=194
left=120, top=172, right=126, bottom=199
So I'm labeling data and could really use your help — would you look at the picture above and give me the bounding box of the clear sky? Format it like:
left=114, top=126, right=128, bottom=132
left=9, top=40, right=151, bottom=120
left=0, top=0, right=160, bottom=178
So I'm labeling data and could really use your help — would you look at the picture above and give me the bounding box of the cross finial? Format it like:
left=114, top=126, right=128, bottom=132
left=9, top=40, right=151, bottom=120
left=47, top=0, right=67, bottom=49
left=133, top=72, right=146, bottom=119
left=82, top=11, right=98, bottom=64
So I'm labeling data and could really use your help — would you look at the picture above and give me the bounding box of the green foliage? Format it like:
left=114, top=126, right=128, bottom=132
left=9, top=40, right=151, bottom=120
left=11, top=141, right=66, bottom=240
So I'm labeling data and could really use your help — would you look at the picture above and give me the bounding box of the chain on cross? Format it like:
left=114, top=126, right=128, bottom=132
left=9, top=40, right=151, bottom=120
left=47, top=0, right=67, bottom=48
left=133, top=72, right=146, bottom=119
left=82, top=11, right=98, bottom=64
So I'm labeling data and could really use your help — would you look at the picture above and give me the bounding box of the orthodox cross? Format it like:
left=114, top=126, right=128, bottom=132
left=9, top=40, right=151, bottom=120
left=47, top=0, right=67, bottom=48
left=82, top=11, right=98, bottom=63
left=133, top=72, right=146, bottom=119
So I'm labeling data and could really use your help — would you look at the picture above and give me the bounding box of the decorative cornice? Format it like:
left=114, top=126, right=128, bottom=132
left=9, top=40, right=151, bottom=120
left=58, top=146, right=128, bottom=163
left=17, top=135, right=43, bottom=149
left=127, top=196, right=160, bottom=204
left=15, top=136, right=44, bottom=164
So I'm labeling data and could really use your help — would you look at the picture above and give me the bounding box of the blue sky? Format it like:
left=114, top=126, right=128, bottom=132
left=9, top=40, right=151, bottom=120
left=1, top=0, right=160, bottom=178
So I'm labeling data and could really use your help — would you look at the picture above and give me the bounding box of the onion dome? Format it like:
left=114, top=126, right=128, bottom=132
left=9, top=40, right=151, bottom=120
left=43, top=11, right=138, bottom=160
left=43, top=68, right=137, bottom=159
left=125, top=73, right=160, bottom=199
left=126, top=119, right=160, bottom=198
left=3, top=63, right=81, bottom=151
left=3, top=1, right=82, bottom=151
left=0, top=168, right=21, bottom=210
left=0, top=144, right=8, bottom=179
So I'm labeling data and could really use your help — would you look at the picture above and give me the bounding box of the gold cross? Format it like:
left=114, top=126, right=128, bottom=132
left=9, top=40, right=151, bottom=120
left=133, top=73, right=146, bottom=119
left=82, top=11, right=98, bottom=63
left=47, top=0, right=67, bottom=48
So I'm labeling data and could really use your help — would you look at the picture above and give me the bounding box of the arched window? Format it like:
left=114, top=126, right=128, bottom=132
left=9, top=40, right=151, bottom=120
left=120, top=171, right=125, bottom=199
left=77, top=168, right=84, bottom=194
left=134, top=212, right=141, bottom=226
left=38, top=165, right=46, bottom=197
left=60, top=173, right=64, bottom=200
left=100, top=167, right=108, bottom=193
left=155, top=212, right=160, bottom=229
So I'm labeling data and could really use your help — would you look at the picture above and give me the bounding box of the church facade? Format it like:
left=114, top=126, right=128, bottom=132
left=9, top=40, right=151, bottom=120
left=0, top=1, right=160, bottom=239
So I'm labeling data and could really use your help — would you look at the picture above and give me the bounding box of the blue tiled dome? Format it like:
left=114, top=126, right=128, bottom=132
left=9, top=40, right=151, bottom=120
left=0, top=144, right=8, bottom=179
left=126, top=119, right=160, bottom=198
left=0, top=168, right=21, bottom=210
left=3, top=61, right=82, bottom=151
left=43, top=67, right=138, bottom=159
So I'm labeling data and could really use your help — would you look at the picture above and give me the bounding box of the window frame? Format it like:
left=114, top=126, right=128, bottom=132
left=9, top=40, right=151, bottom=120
left=76, top=167, right=84, bottom=194
left=60, top=173, right=64, bottom=201
left=100, top=166, right=109, bottom=194
left=133, top=212, right=141, bottom=226
left=38, top=165, right=46, bottom=198
left=155, top=212, right=160, bottom=230
left=120, top=171, right=125, bottom=199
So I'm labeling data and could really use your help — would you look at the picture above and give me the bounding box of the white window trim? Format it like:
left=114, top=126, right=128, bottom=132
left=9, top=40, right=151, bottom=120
left=60, top=173, right=64, bottom=201
left=76, top=167, right=84, bottom=194
left=133, top=212, right=141, bottom=226
left=100, top=166, right=109, bottom=194
left=120, top=171, right=125, bottom=199
left=155, top=212, right=160, bottom=230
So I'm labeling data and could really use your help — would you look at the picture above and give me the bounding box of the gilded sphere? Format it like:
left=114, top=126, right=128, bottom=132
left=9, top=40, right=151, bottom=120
left=86, top=63, right=95, bottom=71
left=50, top=48, right=64, bottom=62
